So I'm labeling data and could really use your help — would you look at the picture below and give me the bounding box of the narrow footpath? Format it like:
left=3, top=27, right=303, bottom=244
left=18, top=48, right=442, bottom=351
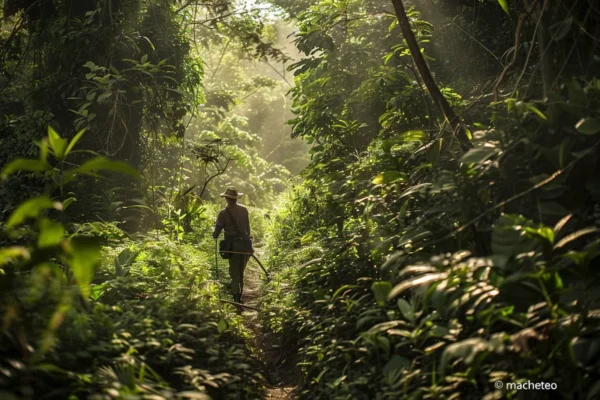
left=240, top=260, right=300, bottom=399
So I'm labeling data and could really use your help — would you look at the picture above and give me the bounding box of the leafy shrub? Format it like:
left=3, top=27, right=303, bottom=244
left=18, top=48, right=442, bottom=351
left=262, top=13, right=600, bottom=397
left=0, top=128, right=265, bottom=399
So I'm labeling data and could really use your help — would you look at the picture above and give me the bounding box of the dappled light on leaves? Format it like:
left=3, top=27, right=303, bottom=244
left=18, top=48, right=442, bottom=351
left=1, top=0, right=600, bottom=399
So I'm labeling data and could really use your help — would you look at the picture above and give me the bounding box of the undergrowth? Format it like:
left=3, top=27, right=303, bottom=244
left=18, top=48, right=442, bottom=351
left=0, top=129, right=266, bottom=399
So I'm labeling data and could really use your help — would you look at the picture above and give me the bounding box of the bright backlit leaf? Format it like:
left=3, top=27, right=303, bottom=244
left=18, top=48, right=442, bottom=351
left=372, top=171, right=407, bottom=185
left=48, top=126, right=68, bottom=160
left=65, top=156, right=139, bottom=182
left=63, top=197, right=77, bottom=210
left=217, top=319, right=227, bottom=334
left=0, top=247, right=30, bottom=266
left=64, top=129, right=87, bottom=157
left=498, top=0, right=509, bottom=15
left=1, top=159, right=51, bottom=179
left=67, top=236, right=101, bottom=300
left=39, top=138, right=49, bottom=162
left=525, top=103, right=547, bottom=121
left=7, top=195, right=61, bottom=228
left=38, top=218, right=65, bottom=248
left=400, top=130, right=428, bottom=142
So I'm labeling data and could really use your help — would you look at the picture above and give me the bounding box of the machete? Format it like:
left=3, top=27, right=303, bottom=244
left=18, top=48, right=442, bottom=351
left=219, top=250, right=271, bottom=282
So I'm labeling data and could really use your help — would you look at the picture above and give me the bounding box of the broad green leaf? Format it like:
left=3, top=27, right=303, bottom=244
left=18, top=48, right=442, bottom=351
left=7, top=195, right=61, bottom=228
left=498, top=0, right=509, bottom=15
left=523, top=226, right=554, bottom=244
left=38, top=218, right=65, bottom=248
left=382, top=131, right=428, bottom=150
left=553, top=214, right=573, bottom=234
left=372, top=171, right=406, bottom=185
left=558, top=139, right=568, bottom=168
left=491, top=214, right=554, bottom=260
left=538, top=202, right=569, bottom=216
left=368, top=320, right=404, bottom=334
left=398, top=183, right=432, bottom=199
left=114, top=248, right=140, bottom=277
left=459, top=147, right=497, bottom=164
left=397, top=298, right=415, bottom=322
left=371, top=281, right=392, bottom=306
left=550, top=16, right=573, bottom=42
left=68, top=236, right=101, bottom=299
left=65, top=156, right=139, bottom=181
left=64, top=129, right=87, bottom=158
left=554, top=227, right=598, bottom=249
left=175, top=392, right=211, bottom=400
left=399, top=199, right=410, bottom=220
left=388, top=273, right=447, bottom=300
left=217, top=319, right=227, bottom=334
left=505, top=98, right=516, bottom=112
left=430, top=325, right=450, bottom=337
left=567, top=79, right=585, bottom=106
left=313, top=289, right=326, bottom=301
left=575, top=118, right=600, bottom=135
left=97, top=92, right=112, bottom=102
left=525, top=103, right=547, bottom=121
left=383, top=355, right=410, bottom=376
left=1, top=159, right=51, bottom=179
left=0, top=247, right=30, bottom=266
left=553, top=272, right=564, bottom=290
left=400, top=130, right=428, bottom=142
left=83, top=61, right=96, bottom=70
left=48, top=126, right=68, bottom=160
left=381, top=140, right=395, bottom=153
left=332, top=284, right=359, bottom=299
left=39, top=138, right=49, bottom=163
left=63, top=197, right=77, bottom=210
left=90, top=283, right=106, bottom=301
left=428, top=138, right=442, bottom=165
left=441, top=338, right=493, bottom=376
left=378, top=336, right=391, bottom=355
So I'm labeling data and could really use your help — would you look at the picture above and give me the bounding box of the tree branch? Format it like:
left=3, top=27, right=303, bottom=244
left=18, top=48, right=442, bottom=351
left=389, top=0, right=472, bottom=151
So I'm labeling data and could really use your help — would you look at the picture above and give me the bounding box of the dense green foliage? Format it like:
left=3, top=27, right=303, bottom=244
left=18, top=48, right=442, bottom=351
left=0, top=1, right=293, bottom=398
left=2, top=0, right=600, bottom=399
left=0, top=128, right=267, bottom=398
left=262, top=0, right=600, bottom=399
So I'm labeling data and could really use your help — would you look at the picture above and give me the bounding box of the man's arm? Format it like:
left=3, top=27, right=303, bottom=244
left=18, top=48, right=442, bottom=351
left=213, top=211, right=224, bottom=239
left=245, top=207, right=251, bottom=237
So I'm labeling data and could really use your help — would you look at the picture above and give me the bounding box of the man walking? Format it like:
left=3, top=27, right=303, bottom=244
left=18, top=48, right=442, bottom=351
left=213, top=186, right=253, bottom=303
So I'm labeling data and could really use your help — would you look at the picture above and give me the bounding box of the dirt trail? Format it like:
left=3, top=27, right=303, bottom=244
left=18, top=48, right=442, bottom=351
left=240, top=261, right=299, bottom=400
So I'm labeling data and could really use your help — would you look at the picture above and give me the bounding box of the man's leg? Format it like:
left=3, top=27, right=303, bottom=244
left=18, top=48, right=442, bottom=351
left=229, top=253, right=243, bottom=302
left=240, top=254, right=250, bottom=296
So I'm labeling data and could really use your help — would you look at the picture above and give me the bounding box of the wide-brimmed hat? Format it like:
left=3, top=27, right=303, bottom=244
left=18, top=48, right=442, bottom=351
left=220, top=186, right=244, bottom=199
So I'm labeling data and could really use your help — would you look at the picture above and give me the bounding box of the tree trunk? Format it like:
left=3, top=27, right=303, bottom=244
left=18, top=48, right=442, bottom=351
left=390, top=0, right=472, bottom=151
left=534, top=1, right=556, bottom=97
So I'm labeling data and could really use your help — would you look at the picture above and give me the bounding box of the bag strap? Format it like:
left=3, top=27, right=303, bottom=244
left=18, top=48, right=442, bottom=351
left=225, top=207, right=243, bottom=237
